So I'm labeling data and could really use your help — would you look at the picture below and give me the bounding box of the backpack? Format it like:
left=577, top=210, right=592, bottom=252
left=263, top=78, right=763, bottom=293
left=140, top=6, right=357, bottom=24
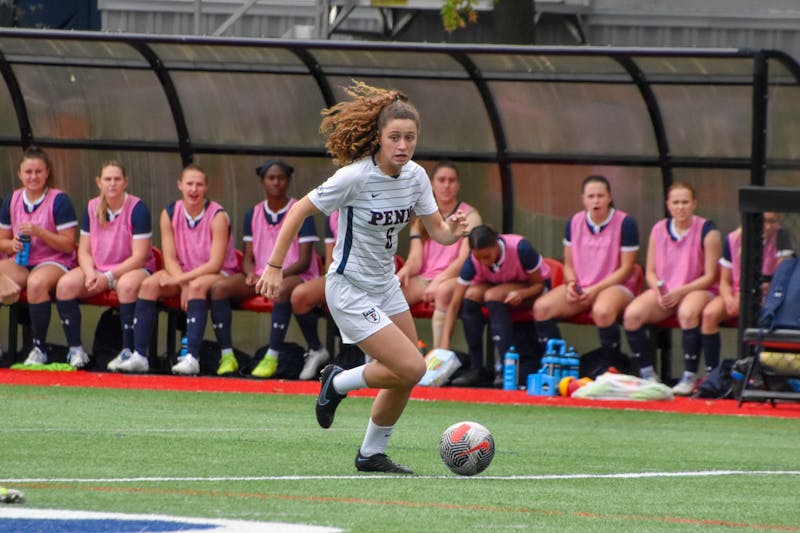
left=197, top=340, right=251, bottom=376
left=578, top=346, right=635, bottom=380
left=759, top=257, right=800, bottom=331
left=91, top=307, right=123, bottom=370
left=335, top=343, right=365, bottom=370
left=250, top=342, right=306, bottom=379
left=692, top=359, right=736, bottom=399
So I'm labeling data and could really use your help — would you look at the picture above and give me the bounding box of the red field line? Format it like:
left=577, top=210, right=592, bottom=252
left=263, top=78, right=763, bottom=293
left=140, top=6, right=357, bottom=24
left=1, top=368, right=799, bottom=419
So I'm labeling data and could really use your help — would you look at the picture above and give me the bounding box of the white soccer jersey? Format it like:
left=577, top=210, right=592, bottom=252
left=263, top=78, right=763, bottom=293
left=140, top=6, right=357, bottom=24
left=308, top=156, right=438, bottom=292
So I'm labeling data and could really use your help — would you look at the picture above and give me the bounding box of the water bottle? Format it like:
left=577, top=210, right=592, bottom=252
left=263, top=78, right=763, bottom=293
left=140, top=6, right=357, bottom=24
left=503, top=346, right=519, bottom=391
left=179, top=336, right=189, bottom=358
left=553, top=356, right=563, bottom=380
left=564, top=347, right=580, bottom=379
left=15, top=233, right=30, bottom=266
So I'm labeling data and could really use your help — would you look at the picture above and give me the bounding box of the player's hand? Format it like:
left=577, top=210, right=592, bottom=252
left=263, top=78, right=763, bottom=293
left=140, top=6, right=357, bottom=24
left=84, top=272, right=103, bottom=292
left=423, top=278, right=440, bottom=302
left=447, top=210, right=468, bottom=236
left=159, top=274, right=178, bottom=287
left=566, top=282, right=582, bottom=302
left=724, top=295, right=739, bottom=316
left=396, top=267, right=410, bottom=287
left=256, top=266, right=283, bottom=299
left=658, top=289, right=679, bottom=309
left=504, top=290, right=522, bottom=306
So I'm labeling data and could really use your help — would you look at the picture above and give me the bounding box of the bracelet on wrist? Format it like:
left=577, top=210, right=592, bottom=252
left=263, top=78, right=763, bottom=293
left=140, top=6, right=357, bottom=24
left=267, top=262, right=283, bottom=270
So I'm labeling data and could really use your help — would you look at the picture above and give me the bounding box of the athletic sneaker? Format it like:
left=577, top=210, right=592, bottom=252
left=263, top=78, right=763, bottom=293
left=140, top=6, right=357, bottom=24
left=23, top=346, right=46, bottom=365
left=115, top=350, right=150, bottom=373
left=0, top=486, right=25, bottom=503
left=672, top=376, right=697, bottom=396
left=67, top=346, right=90, bottom=369
left=355, top=450, right=414, bottom=474
left=316, top=364, right=346, bottom=428
left=217, top=352, right=239, bottom=375
left=107, top=348, right=132, bottom=372
left=251, top=354, right=278, bottom=378
left=172, top=353, right=200, bottom=375
left=299, top=347, right=330, bottom=380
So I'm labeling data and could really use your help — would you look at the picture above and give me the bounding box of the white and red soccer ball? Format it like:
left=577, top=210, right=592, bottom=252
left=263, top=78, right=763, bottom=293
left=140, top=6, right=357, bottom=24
left=439, top=421, right=495, bottom=476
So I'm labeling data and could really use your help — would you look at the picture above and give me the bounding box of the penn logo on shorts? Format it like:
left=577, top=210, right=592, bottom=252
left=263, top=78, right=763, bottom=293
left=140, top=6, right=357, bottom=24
left=362, top=307, right=380, bottom=323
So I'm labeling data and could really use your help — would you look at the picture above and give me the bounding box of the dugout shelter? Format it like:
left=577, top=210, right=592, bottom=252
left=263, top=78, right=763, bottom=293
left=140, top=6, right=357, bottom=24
left=0, top=29, right=799, bottom=377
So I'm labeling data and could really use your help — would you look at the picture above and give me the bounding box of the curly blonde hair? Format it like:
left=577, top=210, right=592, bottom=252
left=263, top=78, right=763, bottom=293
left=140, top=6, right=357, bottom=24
left=320, top=81, right=420, bottom=166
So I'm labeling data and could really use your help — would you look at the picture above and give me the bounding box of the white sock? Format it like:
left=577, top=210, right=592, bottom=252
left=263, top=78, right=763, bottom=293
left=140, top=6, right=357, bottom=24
left=683, top=371, right=697, bottom=382
left=360, top=418, right=394, bottom=456
left=333, top=365, right=367, bottom=394
left=640, top=365, right=656, bottom=379
left=432, top=309, right=445, bottom=348
left=266, top=348, right=279, bottom=359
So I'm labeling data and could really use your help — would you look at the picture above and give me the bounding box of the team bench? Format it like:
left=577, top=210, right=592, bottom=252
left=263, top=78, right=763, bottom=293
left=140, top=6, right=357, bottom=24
left=3, top=253, right=735, bottom=384
left=4, top=248, right=165, bottom=363
left=158, top=252, right=330, bottom=368
left=407, top=258, right=737, bottom=384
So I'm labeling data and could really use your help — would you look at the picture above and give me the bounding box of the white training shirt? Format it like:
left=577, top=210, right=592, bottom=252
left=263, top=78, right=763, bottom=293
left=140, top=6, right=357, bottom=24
left=308, top=156, right=438, bottom=292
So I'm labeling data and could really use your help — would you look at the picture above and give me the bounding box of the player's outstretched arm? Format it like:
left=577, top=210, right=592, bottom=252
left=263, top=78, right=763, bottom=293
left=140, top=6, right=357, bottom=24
left=420, top=210, right=468, bottom=246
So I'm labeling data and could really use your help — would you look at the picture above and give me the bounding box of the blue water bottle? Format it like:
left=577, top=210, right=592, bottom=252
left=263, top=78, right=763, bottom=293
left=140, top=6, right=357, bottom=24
left=564, top=347, right=580, bottom=379
left=503, top=346, right=519, bottom=391
left=15, top=233, right=30, bottom=266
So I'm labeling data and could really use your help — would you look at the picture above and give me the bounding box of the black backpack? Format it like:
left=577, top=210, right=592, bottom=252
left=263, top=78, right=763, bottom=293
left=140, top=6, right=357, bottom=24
left=578, top=346, right=635, bottom=380
left=335, top=343, right=365, bottom=370
left=250, top=342, right=306, bottom=379
left=91, top=307, right=123, bottom=370
left=692, top=359, right=736, bottom=399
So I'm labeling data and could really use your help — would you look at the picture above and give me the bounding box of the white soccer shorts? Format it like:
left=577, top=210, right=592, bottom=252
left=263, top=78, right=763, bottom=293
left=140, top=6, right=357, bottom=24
left=325, top=273, right=409, bottom=344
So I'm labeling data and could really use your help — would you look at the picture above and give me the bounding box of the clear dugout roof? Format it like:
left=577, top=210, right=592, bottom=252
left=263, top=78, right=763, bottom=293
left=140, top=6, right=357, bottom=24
left=0, top=29, right=798, bottom=234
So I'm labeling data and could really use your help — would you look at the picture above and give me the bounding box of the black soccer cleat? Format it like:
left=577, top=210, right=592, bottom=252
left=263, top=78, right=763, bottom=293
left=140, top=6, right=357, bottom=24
left=355, top=450, right=414, bottom=474
left=316, top=364, right=346, bottom=429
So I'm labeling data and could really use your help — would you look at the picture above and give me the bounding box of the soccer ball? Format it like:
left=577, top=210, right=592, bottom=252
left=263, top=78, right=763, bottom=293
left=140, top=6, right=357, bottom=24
left=439, top=421, right=495, bottom=476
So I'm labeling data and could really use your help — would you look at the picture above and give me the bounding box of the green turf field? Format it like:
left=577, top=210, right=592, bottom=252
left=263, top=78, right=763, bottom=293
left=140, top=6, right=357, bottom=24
left=1, top=385, right=798, bottom=531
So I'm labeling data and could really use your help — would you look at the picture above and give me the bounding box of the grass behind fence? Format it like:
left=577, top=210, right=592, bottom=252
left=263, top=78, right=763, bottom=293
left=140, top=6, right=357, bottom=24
left=1, top=385, right=798, bottom=532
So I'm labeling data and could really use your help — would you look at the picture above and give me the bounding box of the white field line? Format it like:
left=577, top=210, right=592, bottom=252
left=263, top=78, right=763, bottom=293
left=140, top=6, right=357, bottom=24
left=3, top=470, right=800, bottom=483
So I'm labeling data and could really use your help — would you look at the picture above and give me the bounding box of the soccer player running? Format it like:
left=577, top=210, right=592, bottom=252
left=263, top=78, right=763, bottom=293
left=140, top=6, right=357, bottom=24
left=257, top=81, right=466, bottom=474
